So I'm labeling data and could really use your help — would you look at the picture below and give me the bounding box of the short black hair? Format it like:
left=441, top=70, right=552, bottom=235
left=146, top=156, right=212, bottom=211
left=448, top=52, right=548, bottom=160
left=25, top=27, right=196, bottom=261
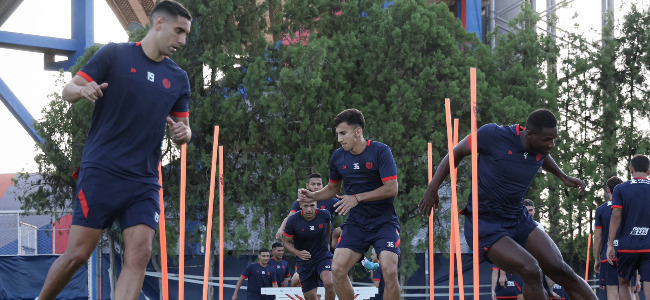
left=259, top=248, right=270, bottom=255
left=334, top=109, right=365, bottom=129
left=151, top=0, right=192, bottom=24
left=523, top=199, right=534, bottom=207
left=526, top=109, right=557, bottom=133
left=272, top=242, right=283, bottom=249
left=308, top=173, right=322, bottom=180
left=606, top=176, right=623, bottom=192
left=631, top=154, right=650, bottom=173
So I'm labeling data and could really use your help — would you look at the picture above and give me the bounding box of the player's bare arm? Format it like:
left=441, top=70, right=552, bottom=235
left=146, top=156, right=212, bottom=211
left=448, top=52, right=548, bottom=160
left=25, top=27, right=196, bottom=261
left=592, top=228, right=602, bottom=273
left=167, top=116, right=191, bottom=145
left=606, top=208, right=622, bottom=265
left=282, top=234, right=311, bottom=261
left=541, top=155, right=586, bottom=192
left=419, top=136, right=471, bottom=216
left=276, top=211, right=298, bottom=241
left=334, top=179, right=397, bottom=216
left=62, top=75, right=108, bottom=103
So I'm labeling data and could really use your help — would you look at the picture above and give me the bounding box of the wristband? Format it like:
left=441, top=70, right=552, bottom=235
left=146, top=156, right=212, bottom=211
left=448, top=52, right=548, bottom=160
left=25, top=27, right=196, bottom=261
left=354, top=194, right=360, bottom=203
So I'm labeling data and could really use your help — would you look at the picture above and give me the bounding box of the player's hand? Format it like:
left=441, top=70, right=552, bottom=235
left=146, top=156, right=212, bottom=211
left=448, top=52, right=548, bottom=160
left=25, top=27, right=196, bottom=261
left=498, top=275, right=506, bottom=287
left=79, top=82, right=108, bottom=102
left=167, top=117, right=190, bottom=144
left=561, top=175, right=586, bottom=192
left=298, top=188, right=313, bottom=203
left=550, top=291, right=560, bottom=298
left=594, top=259, right=601, bottom=274
left=606, top=244, right=616, bottom=265
left=491, top=291, right=496, bottom=300
left=275, top=229, right=284, bottom=241
left=297, top=250, right=311, bottom=261
left=232, top=294, right=238, bottom=300
left=418, top=188, right=440, bottom=216
left=333, top=194, right=358, bottom=216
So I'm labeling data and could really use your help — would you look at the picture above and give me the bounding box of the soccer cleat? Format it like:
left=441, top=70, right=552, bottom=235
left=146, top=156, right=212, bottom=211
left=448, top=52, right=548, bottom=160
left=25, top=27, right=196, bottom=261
left=361, top=257, right=379, bottom=271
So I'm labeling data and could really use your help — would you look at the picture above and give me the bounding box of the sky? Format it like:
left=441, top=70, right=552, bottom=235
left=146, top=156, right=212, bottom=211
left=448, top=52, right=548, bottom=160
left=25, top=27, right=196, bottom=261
left=0, top=0, right=631, bottom=174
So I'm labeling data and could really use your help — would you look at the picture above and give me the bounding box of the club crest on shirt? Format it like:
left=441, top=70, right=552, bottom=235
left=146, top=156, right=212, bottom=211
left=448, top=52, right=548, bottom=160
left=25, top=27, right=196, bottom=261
left=319, top=224, right=324, bottom=229
left=366, top=162, right=373, bottom=169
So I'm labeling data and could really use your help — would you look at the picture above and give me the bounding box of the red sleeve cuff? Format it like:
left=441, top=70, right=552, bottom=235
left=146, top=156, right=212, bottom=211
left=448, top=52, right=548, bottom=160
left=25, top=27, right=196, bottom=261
left=595, top=226, right=602, bottom=229
left=382, top=175, right=397, bottom=182
left=77, top=70, right=94, bottom=83
left=373, top=278, right=381, bottom=281
left=241, top=275, right=248, bottom=279
left=329, top=178, right=341, bottom=183
left=283, top=232, right=293, bottom=238
left=612, top=205, right=623, bottom=210
left=170, top=111, right=189, bottom=118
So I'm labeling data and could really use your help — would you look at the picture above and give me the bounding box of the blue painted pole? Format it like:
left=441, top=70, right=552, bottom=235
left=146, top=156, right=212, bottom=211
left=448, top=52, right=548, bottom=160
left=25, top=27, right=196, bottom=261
left=0, top=76, right=44, bottom=144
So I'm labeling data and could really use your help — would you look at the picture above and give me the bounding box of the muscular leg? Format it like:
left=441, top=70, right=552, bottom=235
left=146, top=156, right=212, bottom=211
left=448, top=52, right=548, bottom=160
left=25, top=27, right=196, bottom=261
left=486, top=236, right=547, bottom=300
left=643, top=281, right=650, bottom=300
left=524, top=228, right=597, bottom=300
left=331, top=248, right=362, bottom=300
left=291, top=272, right=300, bottom=287
left=606, top=284, right=619, bottom=300
left=114, top=224, right=155, bottom=300
left=618, top=277, right=633, bottom=300
left=38, top=225, right=103, bottom=300
left=331, top=227, right=342, bottom=251
left=303, top=288, right=319, bottom=300
left=378, top=251, right=400, bottom=300
left=320, top=270, right=335, bottom=300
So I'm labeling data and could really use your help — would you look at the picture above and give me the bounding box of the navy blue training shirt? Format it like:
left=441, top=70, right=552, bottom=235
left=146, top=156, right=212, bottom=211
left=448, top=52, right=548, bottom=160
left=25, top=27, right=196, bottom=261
left=284, top=209, right=333, bottom=266
left=267, top=259, right=290, bottom=286
left=241, top=262, right=276, bottom=300
left=612, top=177, right=650, bottom=252
left=78, top=42, right=190, bottom=184
left=329, top=140, right=399, bottom=229
left=466, top=124, right=546, bottom=219
left=594, top=200, right=614, bottom=261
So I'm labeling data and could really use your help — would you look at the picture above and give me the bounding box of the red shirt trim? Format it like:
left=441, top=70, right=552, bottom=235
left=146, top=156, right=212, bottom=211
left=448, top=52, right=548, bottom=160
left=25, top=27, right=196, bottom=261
left=170, top=111, right=189, bottom=118
left=617, top=249, right=650, bottom=253
left=633, top=177, right=648, bottom=179
left=595, top=226, right=603, bottom=229
left=77, top=70, right=94, bottom=83
left=241, top=275, right=248, bottom=279
left=329, top=178, right=341, bottom=183
left=382, top=175, right=397, bottom=182
left=611, top=205, right=623, bottom=210
left=367, top=140, right=371, bottom=146
left=290, top=210, right=298, bottom=213
left=373, top=278, right=381, bottom=282
left=136, top=41, right=141, bottom=47
left=283, top=232, right=294, bottom=238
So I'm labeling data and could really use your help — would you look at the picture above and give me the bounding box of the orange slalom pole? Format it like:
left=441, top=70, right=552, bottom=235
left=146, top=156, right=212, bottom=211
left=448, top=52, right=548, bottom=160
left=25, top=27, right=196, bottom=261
left=202, top=126, right=219, bottom=300
left=470, top=67, right=480, bottom=299
left=452, top=118, right=465, bottom=297
left=585, top=233, right=592, bottom=281
left=445, top=99, right=464, bottom=299
left=219, top=146, right=225, bottom=300
left=179, top=144, right=187, bottom=300
left=158, top=163, right=169, bottom=300
left=427, top=142, right=434, bottom=298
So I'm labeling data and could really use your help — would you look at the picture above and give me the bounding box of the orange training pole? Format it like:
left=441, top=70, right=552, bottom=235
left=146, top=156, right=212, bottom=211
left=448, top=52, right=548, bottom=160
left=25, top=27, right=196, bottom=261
left=202, top=126, right=219, bottom=300
left=179, top=144, right=187, bottom=300
left=427, top=142, right=434, bottom=298
left=452, top=118, right=465, bottom=296
left=219, top=145, right=225, bottom=300
left=158, top=163, right=169, bottom=300
left=445, top=99, right=464, bottom=299
left=585, top=233, right=592, bottom=281
left=470, top=67, right=480, bottom=299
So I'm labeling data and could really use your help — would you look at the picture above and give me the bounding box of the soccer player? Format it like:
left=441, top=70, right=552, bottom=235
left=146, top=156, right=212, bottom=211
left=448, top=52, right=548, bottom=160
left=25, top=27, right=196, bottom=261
left=36, top=2, right=192, bottom=300
left=593, top=176, right=623, bottom=299
left=419, top=109, right=596, bottom=300
left=283, top=198, right=334, bottom=300
left=268, top=242, right=291, bottom=287
left=298, top=108, right=400, bottom=300
left=607, top=154, right=650, bottom=300
left=232, top=249, right=278, bottom=300
left=524, top=199, right=545, bottom=231
left=491, top=266, right=524, bottom=300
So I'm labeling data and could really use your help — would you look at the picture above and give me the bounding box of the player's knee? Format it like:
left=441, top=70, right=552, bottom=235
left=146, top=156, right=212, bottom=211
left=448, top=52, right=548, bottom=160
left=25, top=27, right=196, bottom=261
left=544, top=261, right=573, bottom=279
left=518, top=262, right=544, bottom=282
left=382, top=266, right=398, bottom=283
left=322, top=278, right=334, bottom=290
left=64, top=249, right=93, bottom=268
left=124, top=245, right=152, bottom=268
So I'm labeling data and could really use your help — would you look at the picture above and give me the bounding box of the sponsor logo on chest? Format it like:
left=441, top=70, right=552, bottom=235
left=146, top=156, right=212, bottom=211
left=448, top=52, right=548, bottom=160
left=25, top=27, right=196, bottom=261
left=631, top=227, right=649, bottom=236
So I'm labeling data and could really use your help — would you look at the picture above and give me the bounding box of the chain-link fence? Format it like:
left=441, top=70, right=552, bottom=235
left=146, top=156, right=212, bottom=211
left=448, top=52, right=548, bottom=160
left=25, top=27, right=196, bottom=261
left=0, top=211, right=72, bottom=256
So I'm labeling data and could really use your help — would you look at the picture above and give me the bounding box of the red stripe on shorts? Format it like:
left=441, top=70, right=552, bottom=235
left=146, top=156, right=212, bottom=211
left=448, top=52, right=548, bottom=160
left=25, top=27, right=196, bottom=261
left=78, top=189, right=89, bottom=218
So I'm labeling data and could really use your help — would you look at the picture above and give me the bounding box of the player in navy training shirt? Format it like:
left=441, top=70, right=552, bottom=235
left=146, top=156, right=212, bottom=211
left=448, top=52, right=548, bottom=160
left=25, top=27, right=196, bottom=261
left=491, top=266, right=524, bottom=300
left=283, top=199, right=334, bottom=300
left=233, top=249, right=278, bottom=300
left=268, top=242, right=291, bottom=287
left=298, top=109, right=400, bottom=300
left=607, top=154, right=650, bottom=300
left=420, top=109, right=596, bottom=300
left=593, top=176, right=623, bottom=299
left=37, top=2, right=192, bottom=300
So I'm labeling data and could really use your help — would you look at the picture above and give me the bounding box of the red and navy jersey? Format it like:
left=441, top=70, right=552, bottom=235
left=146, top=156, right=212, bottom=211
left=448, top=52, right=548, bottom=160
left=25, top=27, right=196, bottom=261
left=467, top=124, right=546, bottom=219
left=612, top=178, right=650, bottom=252
left=78, top=42, right=190, bottom=184
left=241, top=262, right=277, bottom=299
left=290, top=197, right=339, bottom=216
left=549, top=284, right=568, bottom=300
left=267, top=258, right=290, bottom=285
left=284, top=209, right=333, bottom=265
left=493, top=267, right=523, bottom=297
left=595, top=201, right=614, bottom=261
left=371, top=264, right=384, bottom=300
left=328, top=140, right=398, bottom=228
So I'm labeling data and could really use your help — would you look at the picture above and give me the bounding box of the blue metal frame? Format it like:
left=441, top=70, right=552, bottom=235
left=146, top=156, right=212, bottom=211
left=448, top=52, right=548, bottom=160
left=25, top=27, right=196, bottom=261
left=0, top=0, right=94, bottom=144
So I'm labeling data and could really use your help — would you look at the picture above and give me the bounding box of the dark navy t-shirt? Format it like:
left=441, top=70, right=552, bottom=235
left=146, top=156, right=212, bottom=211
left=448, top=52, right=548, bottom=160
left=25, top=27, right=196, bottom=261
left=329, top=140, right=398, bottom=229
left=612, top=178, right=650, bottom=252
left=241, top=262, right=276, bottom=300
left=284, top=209, right=333, bottom=266
left=291, top=197, right=339, bottom=216
left=78, top=42, right=190, bottom=184
left=466, top=124, right=546, bottom=219
left=267, top=259, right=290, bottom=286
left=594, top=201, right=614, bottom=261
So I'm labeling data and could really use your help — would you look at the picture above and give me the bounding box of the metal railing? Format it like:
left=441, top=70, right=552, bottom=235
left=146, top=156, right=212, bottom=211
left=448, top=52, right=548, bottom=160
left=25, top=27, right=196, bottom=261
left=0, top=210, right=72, bottom=256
